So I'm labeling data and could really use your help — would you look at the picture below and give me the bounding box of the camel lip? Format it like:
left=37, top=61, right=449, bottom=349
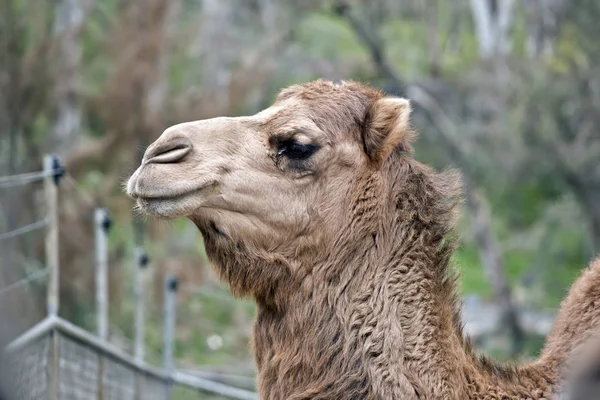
left=126, top=166, right=218, bottom=200
left=133, top=182, right=219, bottom=218
left=130, top=181, right=218, bottom=203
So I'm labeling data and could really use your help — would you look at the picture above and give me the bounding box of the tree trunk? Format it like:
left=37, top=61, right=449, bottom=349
left=469, top=0, right=515, bottom=58
left=467, top=189, right=525, bottom=354
left=521, top=0, right=567, bottom=57
left=52, top=0, right=92, bottom=154
left=200, top=0, right=234, bottom=111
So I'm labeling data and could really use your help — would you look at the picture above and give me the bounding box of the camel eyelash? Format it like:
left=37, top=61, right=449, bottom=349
left=277, top=140, right=320, bottom=161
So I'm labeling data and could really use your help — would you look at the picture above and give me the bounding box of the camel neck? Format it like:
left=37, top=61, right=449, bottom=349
left=252, top=222, right=470, bottom=399
left=251, top=160, right=556, bottom=399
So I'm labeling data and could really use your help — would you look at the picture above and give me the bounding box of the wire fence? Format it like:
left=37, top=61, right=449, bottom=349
left=0, top=170, right=55, bottom=189
left=0, top=219, right=48, bottom=241
left=0, top=268, right=49, bottom=297
left=5, top=317, right=256, bottom=400
left=0, top=155, right=258, bottom=400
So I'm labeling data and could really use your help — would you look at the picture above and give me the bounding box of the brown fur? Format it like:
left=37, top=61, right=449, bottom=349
left=127, top=80, right=600, bottom=399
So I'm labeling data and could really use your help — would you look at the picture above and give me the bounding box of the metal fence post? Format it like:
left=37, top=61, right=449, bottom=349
left=134, top=247, right=149, bottom=363
left=94, top=208, right=110, bottom=400
left=163, top=274, right=177, bottom=400
left=94, top=208, right=110, bottom=341
left=44, top=154, right=63, bottom=400
left=134, top=247, right=149, bottom=400
left=44, top=155, right=60, bottom=317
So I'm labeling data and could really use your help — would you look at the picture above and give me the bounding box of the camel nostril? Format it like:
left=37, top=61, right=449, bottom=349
left=146, top=138, right=192, bottom=164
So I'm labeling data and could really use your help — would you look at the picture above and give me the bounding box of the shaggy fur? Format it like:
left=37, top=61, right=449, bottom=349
left=127, top=80, right=600, bottom=399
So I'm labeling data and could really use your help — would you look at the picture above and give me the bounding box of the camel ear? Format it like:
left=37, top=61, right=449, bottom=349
left=362, top=97, right=412, bottom=165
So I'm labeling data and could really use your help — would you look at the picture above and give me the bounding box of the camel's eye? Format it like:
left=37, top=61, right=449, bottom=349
left=277, top=140, right=319, bottom=160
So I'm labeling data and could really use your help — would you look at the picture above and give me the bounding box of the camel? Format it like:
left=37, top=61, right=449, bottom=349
left=126, top=80, right=600, bottom=399
left=556, top=331, right=600, bottom=400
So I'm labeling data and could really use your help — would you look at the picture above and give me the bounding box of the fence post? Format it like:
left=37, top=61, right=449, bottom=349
left=44, top=155, right=62, bottom=400
left=94, top=208, right=110, bottom=400
left=94, top=208, right=111, bottom=341
left=134, top=247, right=149, bottom=400
left=163, top=274, right=177, bottom=400
left=134, top=247, right=149, bottom=363
left=44, top=155, right=60, bottom=317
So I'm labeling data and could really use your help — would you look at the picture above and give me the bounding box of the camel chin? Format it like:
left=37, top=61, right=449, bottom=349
left=134, top=196, right=189, bottom=218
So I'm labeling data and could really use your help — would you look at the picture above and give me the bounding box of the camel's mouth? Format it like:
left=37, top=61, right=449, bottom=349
left=135, top=195, right=190, bottom=217
left=127, top=176, right=219, bottom=218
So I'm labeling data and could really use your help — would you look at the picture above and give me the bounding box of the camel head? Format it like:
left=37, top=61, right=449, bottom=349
left=126, top=80, right=414, bottom=299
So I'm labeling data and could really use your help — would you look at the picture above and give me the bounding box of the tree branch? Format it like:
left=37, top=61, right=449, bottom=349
left=332, top=1, right=405, bottom=95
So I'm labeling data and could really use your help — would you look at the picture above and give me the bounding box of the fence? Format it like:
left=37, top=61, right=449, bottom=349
left=0, top=155, right=258, bottom=400
left=5, top=316, right=256, bottom=400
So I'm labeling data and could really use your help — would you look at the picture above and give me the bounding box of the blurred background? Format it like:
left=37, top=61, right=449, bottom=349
left=1, top=0, right=599, bottom=395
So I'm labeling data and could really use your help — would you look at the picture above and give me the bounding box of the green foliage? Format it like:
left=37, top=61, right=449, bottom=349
left=550, top=24, right=589, bottom=74
left=455, top=243, right=492, bottom=297
left=297, top=13, right=370, bottom=66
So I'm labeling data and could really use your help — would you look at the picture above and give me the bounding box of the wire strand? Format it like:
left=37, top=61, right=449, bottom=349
left=0, top=218, right=48, bottom=241
left=0, top=268, right=49, bottom=296
left=0, top=170, right=52, bottom=189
